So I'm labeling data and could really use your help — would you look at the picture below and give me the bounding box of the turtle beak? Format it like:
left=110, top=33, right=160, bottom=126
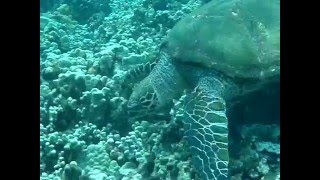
left=127, top=99, right=144, bottom=116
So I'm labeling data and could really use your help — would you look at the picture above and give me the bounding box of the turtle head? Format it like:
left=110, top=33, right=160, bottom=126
left=127, top=77, right=160, bottom=119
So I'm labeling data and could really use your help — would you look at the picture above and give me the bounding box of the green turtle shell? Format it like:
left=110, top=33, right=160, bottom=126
left=166, top=0, right=280, bottom=80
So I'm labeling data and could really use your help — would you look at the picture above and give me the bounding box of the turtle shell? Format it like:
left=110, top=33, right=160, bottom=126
left=166, top=0, right=280, bottom=79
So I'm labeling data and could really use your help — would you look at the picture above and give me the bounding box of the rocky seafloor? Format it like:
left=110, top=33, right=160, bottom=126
left=40, top=0, right=280, bottom=179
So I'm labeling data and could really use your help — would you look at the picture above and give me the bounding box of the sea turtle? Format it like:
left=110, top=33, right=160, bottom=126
left=122, top=0, right=280, bottom=179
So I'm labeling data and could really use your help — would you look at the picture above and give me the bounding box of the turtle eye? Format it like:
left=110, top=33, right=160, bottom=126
left=140, top=97, right=146, bottom=102
left=141, top=100, right=151, bottom=106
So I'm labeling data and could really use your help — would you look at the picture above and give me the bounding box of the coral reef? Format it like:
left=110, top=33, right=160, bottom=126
left=40, top=0, right=280, bottom=179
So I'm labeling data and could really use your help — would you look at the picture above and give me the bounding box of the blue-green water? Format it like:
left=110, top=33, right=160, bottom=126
left=40, top=0, right=280, bottom=179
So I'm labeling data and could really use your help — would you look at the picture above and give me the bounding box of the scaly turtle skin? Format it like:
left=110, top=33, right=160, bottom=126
left=123, top=0, right=280, bottom=179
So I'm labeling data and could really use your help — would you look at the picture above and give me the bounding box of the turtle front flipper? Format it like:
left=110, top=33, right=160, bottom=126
left=178, top=77, right=229, bottom=180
